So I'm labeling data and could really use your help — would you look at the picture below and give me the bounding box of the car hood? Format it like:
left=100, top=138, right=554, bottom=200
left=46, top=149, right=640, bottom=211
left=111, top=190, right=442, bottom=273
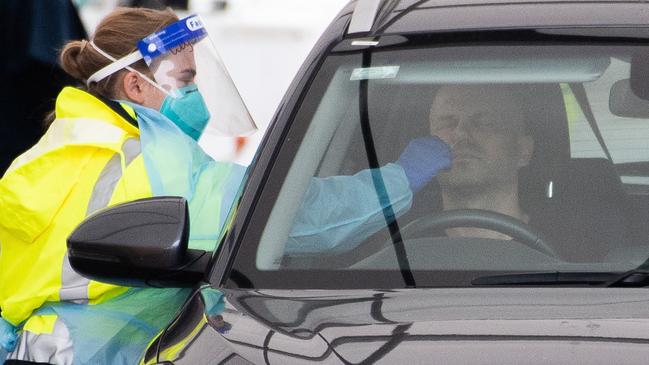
left=218, top=288, right=649, bottom=363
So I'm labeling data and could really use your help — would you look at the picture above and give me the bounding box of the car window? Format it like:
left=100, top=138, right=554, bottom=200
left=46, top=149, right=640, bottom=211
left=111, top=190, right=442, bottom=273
left=231, top=37, right=649, bottom=288
left=567, top=58, right=649, bottom=187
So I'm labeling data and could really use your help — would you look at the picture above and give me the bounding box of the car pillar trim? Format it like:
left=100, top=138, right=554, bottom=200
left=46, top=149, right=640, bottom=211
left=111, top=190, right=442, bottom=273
left=348, top=0, right=383, bottom=35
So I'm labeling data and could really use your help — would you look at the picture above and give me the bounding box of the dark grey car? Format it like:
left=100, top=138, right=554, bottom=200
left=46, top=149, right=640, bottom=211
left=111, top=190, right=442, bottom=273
left=68, top=0, right=649, bottom=363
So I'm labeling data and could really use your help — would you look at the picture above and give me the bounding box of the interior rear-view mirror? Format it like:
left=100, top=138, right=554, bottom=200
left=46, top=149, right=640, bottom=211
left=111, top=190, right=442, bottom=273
left=609, top=78, right=649, bottom=118
left=630, top=50, right=649, bottom=100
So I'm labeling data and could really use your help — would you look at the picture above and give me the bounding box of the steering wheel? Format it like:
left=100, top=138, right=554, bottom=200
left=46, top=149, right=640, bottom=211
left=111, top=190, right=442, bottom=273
left=396, top=209, right=558, bottom=257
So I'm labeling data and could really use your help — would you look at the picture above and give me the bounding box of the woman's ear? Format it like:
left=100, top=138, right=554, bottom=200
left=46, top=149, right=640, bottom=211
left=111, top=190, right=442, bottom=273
left=122, top=71, right=147, bottom=104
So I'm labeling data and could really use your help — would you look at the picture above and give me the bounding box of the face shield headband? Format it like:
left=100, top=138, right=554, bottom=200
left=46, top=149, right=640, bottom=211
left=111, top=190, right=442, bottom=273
left=86, top=41, right=169, bottom=95
left=87, top=14, right=209, bottom=94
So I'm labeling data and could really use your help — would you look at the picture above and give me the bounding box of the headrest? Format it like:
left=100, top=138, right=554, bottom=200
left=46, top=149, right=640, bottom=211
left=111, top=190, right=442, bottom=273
left=523, top=83, right=571, bottom=166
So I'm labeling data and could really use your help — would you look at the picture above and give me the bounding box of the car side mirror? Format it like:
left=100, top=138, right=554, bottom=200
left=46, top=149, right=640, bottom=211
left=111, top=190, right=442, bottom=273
left=609, top=78, right=649, bottom=118
left=67, top=196, right=209, bottom=287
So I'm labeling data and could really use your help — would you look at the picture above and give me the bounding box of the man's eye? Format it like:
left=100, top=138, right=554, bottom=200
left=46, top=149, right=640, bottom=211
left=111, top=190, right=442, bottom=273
left=474, top=118, right=499, bottom=129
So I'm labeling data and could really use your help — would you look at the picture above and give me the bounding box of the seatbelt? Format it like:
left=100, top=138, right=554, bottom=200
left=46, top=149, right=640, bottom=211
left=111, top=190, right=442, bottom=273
left=568, top=83, right=614, bottom=162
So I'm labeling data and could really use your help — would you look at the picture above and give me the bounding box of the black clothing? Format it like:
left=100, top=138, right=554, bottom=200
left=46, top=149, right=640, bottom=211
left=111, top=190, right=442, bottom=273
left=0, top=0, right=86, bottom=174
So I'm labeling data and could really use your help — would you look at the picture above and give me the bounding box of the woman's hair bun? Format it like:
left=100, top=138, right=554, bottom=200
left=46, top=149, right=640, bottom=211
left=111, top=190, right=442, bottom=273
left=59, top=40, right=91, bottom=82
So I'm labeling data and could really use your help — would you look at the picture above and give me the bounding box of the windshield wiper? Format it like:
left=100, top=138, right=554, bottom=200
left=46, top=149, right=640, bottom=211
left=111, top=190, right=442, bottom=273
left=607, top=255, right=649, bottom=287
left=472, top=272, right=618, bottom=286
left=607, top=270, right=649, bottom=287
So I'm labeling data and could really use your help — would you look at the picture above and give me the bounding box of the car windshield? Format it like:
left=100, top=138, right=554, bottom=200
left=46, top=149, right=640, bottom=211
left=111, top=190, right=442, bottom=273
left=234, top=36, right=649, bottom=288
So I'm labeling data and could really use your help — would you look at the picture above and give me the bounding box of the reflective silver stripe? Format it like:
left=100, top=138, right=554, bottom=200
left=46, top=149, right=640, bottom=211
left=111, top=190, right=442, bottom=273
left=85, top=153, right=121, bottom=216
left=121, top=137, right=141, bottom=167
left=86, top=138, right=141, bottom=216
left=6, top=117, right=126, bottom=174
left=59, top=251, right=90, bottom=304
left=60, top=138, right=141, bottom=303
left=7, top=317, right=73, bottom=365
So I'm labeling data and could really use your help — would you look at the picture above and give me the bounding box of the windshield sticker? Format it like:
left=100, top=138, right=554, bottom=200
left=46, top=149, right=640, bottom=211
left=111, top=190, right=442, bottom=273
left=351, top=66, right=400, bottom=81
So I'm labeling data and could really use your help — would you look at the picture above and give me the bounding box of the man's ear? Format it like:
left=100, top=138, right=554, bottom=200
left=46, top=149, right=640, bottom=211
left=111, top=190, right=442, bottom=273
left=122, top=71, right=146, bottom=104
left=518, top=135, right=534, bottom=167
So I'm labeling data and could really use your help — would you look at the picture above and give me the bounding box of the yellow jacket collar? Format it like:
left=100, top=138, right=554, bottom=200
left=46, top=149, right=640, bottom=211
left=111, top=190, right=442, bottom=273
left=55, top=87, right=139, bottom=137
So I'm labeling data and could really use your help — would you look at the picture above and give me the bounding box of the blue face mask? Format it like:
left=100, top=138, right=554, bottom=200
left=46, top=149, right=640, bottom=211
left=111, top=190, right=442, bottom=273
left=160, top=84, right=211, bottom=141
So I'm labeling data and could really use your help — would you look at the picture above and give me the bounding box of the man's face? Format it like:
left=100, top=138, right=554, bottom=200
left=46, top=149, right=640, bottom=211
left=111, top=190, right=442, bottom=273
left=429, top=85, right=533, bottom=191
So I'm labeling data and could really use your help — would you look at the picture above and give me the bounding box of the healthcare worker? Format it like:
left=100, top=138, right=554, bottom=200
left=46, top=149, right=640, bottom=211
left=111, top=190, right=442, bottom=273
left=0, top=7, right=257, bottom=365
left=0, top=6, right=450, bottom=365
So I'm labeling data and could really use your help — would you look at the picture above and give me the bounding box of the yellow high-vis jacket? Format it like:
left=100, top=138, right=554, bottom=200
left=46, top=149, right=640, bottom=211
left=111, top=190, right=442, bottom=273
left=0, top=87, right=153, bottom=327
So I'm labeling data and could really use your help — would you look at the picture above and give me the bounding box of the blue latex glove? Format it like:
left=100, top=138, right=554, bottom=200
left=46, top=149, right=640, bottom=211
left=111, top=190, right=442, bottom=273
left=397, top=136, right=451, bottom=192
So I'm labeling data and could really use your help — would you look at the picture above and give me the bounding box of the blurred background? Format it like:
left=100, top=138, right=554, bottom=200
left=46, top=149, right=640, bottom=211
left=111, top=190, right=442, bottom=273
left=0, top=0, right=349, bottom=172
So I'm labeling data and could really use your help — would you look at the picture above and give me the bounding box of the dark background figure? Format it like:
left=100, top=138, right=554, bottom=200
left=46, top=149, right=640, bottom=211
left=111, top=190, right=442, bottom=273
left=118, top=0, right=228, bottom=11
left=0, top=0, right=87, bottom=174
left=119, top=0, right=189, bottom=9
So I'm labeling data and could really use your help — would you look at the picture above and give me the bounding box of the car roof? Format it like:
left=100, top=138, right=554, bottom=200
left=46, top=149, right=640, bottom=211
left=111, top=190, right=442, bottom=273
left=361, top=0, right=649, bottom=35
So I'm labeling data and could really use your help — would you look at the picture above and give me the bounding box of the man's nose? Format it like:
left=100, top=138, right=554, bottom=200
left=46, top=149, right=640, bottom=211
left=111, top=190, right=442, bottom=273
left=446, top=118, right=471, bottom=145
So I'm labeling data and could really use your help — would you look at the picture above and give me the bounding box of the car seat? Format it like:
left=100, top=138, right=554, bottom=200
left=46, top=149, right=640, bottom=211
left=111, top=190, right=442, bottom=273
left=518, top=83, right=630, bottom=261
left=520, top=158, right=630, bottom=262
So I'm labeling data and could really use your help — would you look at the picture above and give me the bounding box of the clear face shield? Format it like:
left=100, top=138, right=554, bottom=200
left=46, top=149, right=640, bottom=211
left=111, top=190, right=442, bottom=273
left=87, top=15, right=257, bottom=139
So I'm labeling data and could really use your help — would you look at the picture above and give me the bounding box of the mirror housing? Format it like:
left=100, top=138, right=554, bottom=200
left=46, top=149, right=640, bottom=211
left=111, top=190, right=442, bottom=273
left=67, top=197, right=209, bottom=287
left=630, top=51, right=649, bottom=101
left=609, top=78, right=649, bottom=118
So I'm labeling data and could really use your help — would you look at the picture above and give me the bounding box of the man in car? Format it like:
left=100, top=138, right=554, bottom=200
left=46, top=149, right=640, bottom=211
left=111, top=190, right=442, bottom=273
left=285, top=83, right=536, bottom=253
left=423, top=84, right=535, bottom=239
left=377, top=82, right=625, bottom=259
